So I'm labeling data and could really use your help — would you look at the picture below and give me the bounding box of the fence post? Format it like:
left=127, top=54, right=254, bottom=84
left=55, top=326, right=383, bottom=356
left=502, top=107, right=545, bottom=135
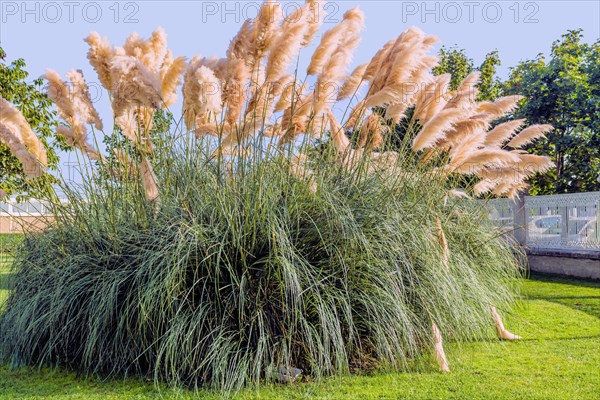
left=512, top=192, right=527, bottom=247
left=560, top=205, right=569, bottom=247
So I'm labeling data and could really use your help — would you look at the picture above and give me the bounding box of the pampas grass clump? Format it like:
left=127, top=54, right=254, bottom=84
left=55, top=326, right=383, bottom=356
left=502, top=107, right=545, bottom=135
left=0, top=0, right=548, bottom=391
left=0, top=141, right=521, bottom=390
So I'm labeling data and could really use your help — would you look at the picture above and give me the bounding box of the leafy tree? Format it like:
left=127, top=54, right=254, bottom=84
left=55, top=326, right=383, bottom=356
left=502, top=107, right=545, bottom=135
left=432, top=46, right=502, bottom=101
left=503, top=30, right=600, bottom=194
left=0, top=47, right=60, bottom=199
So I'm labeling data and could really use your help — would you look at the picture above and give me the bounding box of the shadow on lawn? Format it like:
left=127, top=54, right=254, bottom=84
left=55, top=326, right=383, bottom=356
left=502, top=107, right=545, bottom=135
left=526, top=273, right=600, bottom=319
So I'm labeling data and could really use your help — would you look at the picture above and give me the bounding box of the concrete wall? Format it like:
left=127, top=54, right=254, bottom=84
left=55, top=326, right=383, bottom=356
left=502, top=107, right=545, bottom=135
left=527, top=248, right=600, bottom=280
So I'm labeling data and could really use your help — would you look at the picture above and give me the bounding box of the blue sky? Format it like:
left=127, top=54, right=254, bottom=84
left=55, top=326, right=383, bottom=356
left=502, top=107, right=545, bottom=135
left=1, top=0, right=599, bottom=176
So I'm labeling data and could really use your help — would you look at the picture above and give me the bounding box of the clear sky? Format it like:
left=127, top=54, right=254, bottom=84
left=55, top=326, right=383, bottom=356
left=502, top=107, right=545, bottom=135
left=1, top=0, right=599, bottom=175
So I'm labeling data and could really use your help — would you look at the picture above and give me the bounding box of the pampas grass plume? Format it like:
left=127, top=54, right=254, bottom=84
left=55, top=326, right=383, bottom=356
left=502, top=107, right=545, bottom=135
left=0, top=97, right=47, bottom=169
left=484, top=119, right=526, bottom=147
left=507, top=124, right=553, bottom=148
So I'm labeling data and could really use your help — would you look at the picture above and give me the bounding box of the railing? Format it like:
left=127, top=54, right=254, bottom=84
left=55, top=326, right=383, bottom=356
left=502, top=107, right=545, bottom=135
left=485, top=198, right=514, bottom=231
left=485, top=191, right=600, bottom=251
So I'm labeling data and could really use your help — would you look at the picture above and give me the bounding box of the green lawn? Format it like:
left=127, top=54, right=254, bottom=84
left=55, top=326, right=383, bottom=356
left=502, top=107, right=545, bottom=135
left=0, top=261, right=598, bottom=399
left=0, top=233, right=23, bottom=254
left=0, top=255, right=12, bottom=306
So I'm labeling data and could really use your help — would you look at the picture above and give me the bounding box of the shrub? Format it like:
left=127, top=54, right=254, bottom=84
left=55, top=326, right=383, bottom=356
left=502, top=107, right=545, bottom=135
left=0, top=141, right=521, bottom=390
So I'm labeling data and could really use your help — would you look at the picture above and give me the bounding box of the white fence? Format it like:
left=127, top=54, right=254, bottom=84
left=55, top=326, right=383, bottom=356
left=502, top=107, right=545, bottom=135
left=486, top=191, right=600, bottom=251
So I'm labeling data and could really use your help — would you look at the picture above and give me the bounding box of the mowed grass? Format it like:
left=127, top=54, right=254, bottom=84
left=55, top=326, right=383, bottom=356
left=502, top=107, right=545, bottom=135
left=0, top=255, right=12, bottom=307
left=0, top=233, right=23, bottom=254
left=0, top=261, right=598, bottom=399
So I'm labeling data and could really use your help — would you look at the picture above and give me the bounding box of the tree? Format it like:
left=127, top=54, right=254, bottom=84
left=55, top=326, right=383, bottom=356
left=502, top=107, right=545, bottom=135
left=432, top=46, right=502, bottom=101
left=0, top=47, right=60, bottom=199
left=503, top=30, right=600, bottom=194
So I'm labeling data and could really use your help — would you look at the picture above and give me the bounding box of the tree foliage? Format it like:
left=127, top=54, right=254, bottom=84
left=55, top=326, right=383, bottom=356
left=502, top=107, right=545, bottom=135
left=433, top=46, right=502, bottom=101
left=503, top=30, right=600, bottom=194
left=0, top=48, right=60, bottom=198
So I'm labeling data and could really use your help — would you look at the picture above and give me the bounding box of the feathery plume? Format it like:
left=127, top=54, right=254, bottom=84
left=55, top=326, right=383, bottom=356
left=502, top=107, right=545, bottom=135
left=227, top=19, right=254, bottom=63
left=362, top=40, right=395, bottom=81
left=44, top=69, right=76, bottom=120
left=273, top=75, right=298, bottom=112
left=384, top=103, right=410, bottom=123
left=449, top=148, right=520, bottom=174
left=278, top=92, right=314, bottom=143
left=516, top=153, right=553, bottom=174
left=507, top=124, right=553, bottom=148
left=484, top=119, right=526, bottom=147
left=65, top=70, right=103, bottom=130
left=124, top=27, right=168, bottom=72
left=357, top=113, right=387, bottom=150
left=447, top=189, right=470, bottom=199
left=223, top=59, right=250, bottom=126
left=314, top=32, right=362, bottom=118
left=307, top=7, right=364, bottom=75
left=0, top=97, right=47, bottom=169
left=473, top=179, right=497, bottom=196
left=222, top=20, right=254, bottom=126
left=109, top=56, right=163, bottom=117
left=383, top=28, right=426, bottom=87
left=140, top=157, right=159, bottom=201
left=265, top=7, right=309, bottom=82
left=84, top=32, right=118, bottom=89
left=337, top=63, right=368, bottom=101
left=253, top=1, right=283, bottom=60
left=476, top=95, right=523, bottom=121
left=345, top=98, right=368, bottom=129
left=443, top=118, right=490, bottom=149
left=45, top=69, right=103, bottom=159
left=435, top=216, right=449, bottom=270
left=414, top=74, right=451, bottom=123
left=444, top=72, right=480, bottom=110
left=302, top=0, right=324, bottom=46
left=368, top=27, right=424, bottom=94
left=56, top=125, right=101, bottom=161
left=160, top=56, right=187, bottom=107
left=504, top=182, right=530, bottom=199
left=115, top=110, right=141, bottom=144
left=447, top=131, right=487, bottom=169
left=194, top=124, right=221, bottom=137
left=183, top=65, right=223, bottom=131
left=412, top=108, right=465, bottom=151
left=0, top=123, right=44, bottom=178
left=327, top=111, right=350, bottom=153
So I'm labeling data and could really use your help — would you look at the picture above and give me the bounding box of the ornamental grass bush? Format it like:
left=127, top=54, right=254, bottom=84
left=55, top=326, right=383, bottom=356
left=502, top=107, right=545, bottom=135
left=0, top=141, right=522, bottom=390
left=0, top=0, right=550, bottom=391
